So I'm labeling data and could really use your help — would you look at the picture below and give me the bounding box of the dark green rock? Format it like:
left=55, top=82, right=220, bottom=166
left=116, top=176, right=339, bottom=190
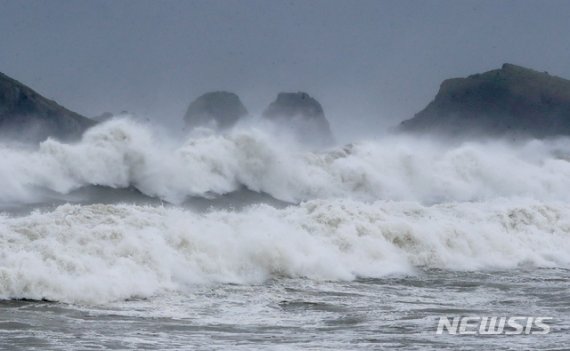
left=399, top=64, right=570, bottom=138
left=0, top=72, right=95, bottom=143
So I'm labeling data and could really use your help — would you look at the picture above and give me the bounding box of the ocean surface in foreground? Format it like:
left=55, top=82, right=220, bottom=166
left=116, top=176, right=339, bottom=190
left=1, top=195, right=569, bottom=350
left=1, top=268, right=568, bottom=350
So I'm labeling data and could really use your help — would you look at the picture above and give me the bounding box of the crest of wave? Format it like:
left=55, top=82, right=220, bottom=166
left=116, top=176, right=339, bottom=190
left=2, top=118, right=570, bottom=204
left=0, top=199, right=569, bottom=304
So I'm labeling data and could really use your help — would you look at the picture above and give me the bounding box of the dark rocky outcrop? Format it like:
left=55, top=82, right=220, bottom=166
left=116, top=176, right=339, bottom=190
left=184, top=91, right=248, bottom=130
left=262, top=92, right=334, bottom=145
left=0, top=72, right=95, bottom=143
left=399, top=64, right=570, bottom=138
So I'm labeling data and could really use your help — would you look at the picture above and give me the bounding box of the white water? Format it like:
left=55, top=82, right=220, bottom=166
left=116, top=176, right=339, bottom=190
left=1, top=119, right=570, bottom=305
left=2, top=118, right=570, bottom=205
left=1, top=198, right=569, bottom=304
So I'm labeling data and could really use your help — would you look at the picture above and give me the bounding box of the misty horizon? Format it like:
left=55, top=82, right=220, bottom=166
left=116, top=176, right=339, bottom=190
left=2, top=0, right=570, bottom=141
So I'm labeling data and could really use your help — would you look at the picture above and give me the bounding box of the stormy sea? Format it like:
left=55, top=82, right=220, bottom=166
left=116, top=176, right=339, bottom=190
left=1, top=119, right=569, bottom=350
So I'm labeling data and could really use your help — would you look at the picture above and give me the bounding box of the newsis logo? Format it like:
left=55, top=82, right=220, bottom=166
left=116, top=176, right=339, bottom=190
left=436, top=316, right=552, bottom=335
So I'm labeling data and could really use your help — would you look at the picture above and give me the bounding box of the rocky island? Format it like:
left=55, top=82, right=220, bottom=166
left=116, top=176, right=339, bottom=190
left=399, top=63, right=570, bottom=138
left=262, top=92, right=334, bottom=145
left=0, top=71, right=95, bottom=143
left=184, top=91, right=248, bottom=130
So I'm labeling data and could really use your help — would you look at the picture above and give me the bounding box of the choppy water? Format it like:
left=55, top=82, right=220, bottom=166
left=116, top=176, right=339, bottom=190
left=1, top=119, right=570, bottom=349
left=1, top=269, right=568, bottom=350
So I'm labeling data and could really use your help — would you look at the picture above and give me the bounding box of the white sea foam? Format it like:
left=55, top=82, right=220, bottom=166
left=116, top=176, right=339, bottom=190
left=2, top=118, right=570, bottom=205
left=0, top=199, right=569, bottom=304
left=2, top=119, right=570, bottom=304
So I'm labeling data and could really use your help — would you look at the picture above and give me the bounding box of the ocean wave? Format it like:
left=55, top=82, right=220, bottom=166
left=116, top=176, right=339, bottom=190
left=1, top=199, right=569, bottom=303
left=2, top=118, right=570, bottom=205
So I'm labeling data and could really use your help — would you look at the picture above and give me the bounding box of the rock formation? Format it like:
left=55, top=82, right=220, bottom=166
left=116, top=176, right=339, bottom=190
left=399, top=64, right=570, bottom=138
left=184, top=91, right=248, bottom=130
left=0, top=71, right=95, bottom=142
left=262, top=92, right=334, bottom=145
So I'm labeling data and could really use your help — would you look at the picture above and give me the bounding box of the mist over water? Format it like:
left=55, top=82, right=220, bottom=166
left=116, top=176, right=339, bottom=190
left=3, top=117, right=570, bottom=206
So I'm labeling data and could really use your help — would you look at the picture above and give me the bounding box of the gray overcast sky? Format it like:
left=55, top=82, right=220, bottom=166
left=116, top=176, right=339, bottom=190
left=1, top=0, right=570, bottom=139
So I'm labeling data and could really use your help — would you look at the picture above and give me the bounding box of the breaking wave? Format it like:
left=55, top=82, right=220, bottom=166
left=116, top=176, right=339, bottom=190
left=1, top=199, right=569, bottom=304
left=2, top=118, right=570, bottom=205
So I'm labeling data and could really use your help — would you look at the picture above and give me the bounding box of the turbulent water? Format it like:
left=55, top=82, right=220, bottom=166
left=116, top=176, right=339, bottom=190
left=1, top=119, right=569, bottom=350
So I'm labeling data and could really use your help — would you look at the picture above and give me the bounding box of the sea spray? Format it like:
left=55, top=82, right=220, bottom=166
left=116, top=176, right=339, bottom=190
left=1, top=198, right=569, bottom=304
left=2, top=118, right=570, bottom=206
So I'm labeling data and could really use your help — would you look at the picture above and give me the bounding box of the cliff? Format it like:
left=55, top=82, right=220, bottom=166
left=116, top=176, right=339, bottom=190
left=0, top=72, right=95, bottom=142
